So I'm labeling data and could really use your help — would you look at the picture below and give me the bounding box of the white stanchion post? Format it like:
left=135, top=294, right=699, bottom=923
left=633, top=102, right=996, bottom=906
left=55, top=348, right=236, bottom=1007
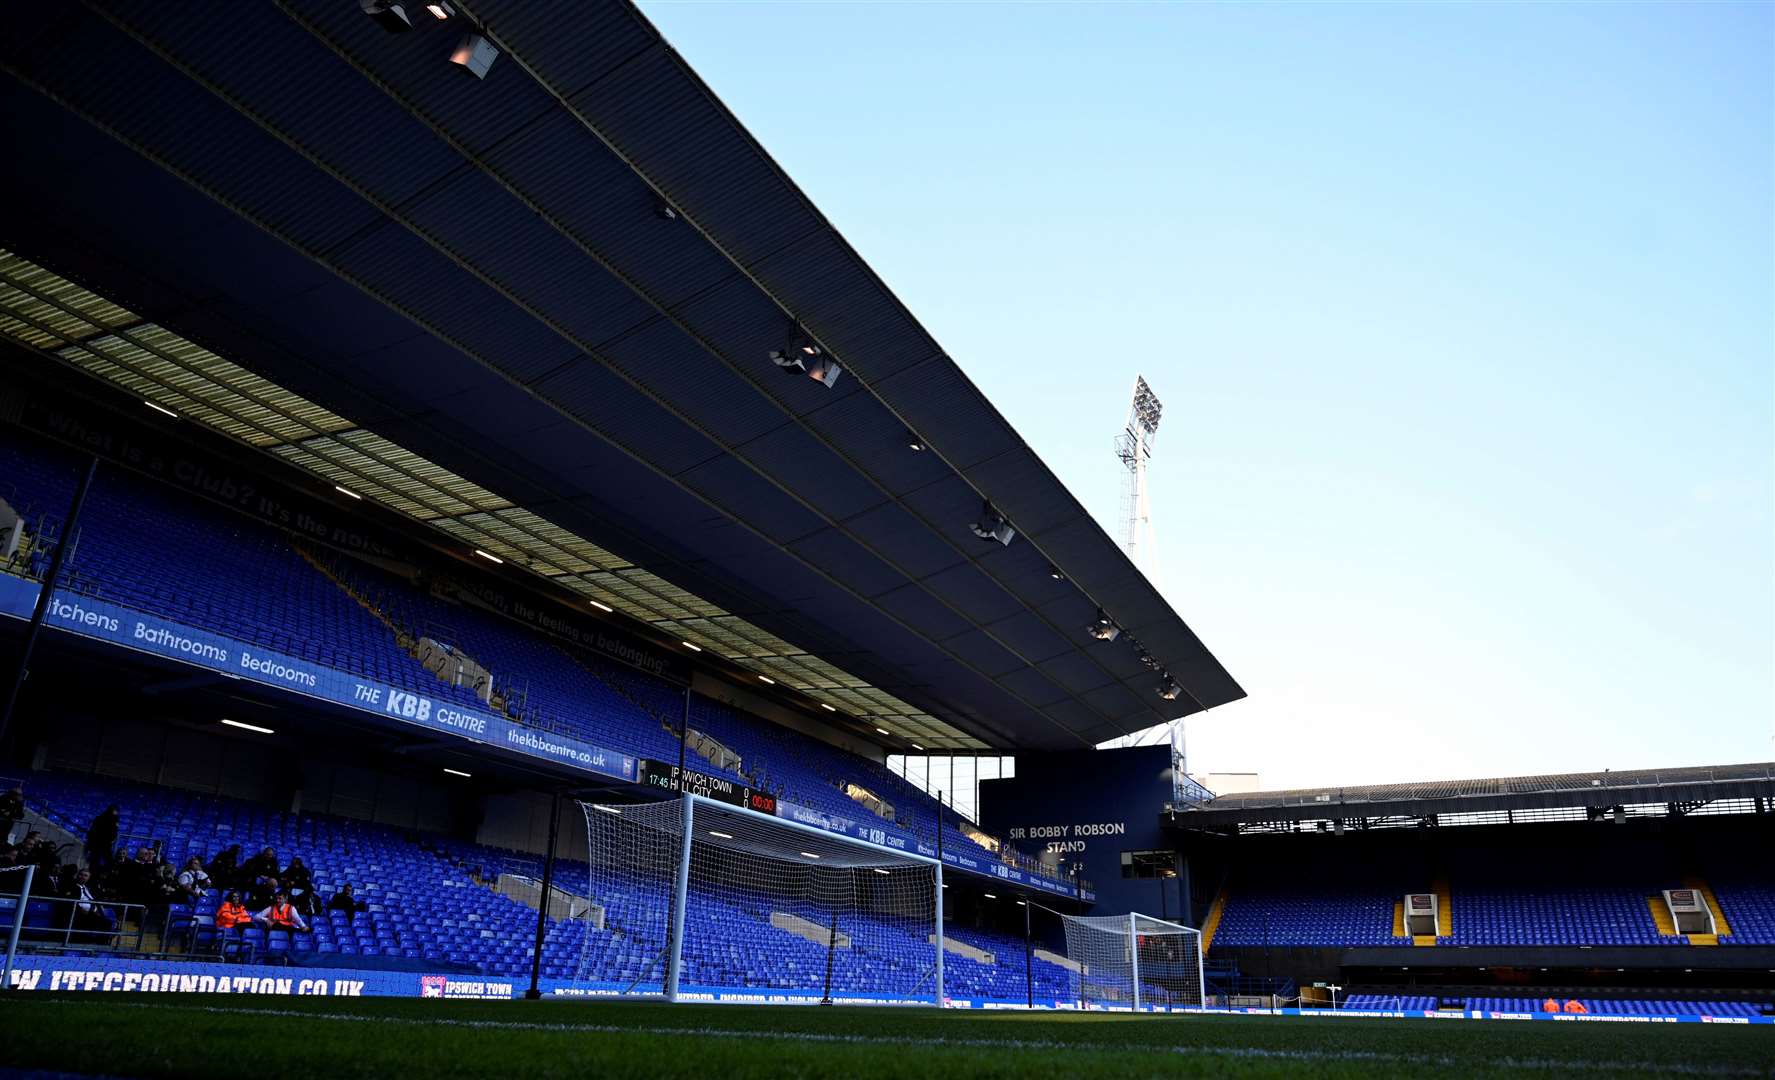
left=3, top=864, right=35, bottom=992
left=1129, top=911, right=1141, bottom=1012
left=665, top=793, right=694, bottom=1002
left=933, top=863, right=944, bottom=1008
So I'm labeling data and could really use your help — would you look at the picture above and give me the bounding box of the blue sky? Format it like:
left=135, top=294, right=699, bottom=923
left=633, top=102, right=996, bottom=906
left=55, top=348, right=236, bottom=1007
left=640, top=1, right=1774, bottom=788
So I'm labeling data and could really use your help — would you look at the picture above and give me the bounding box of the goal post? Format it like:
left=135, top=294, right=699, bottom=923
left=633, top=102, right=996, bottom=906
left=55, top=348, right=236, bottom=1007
left=1060, top=911, right=1204, bottom=1011
left=574, top=792, right=945, bottom=1006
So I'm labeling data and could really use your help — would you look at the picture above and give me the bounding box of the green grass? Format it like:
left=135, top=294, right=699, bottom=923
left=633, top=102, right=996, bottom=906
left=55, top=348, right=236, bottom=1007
left=2, top=994, right=1770, bottom=1079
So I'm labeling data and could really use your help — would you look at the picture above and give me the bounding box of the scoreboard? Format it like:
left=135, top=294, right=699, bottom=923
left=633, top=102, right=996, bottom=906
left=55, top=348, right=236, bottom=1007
left=637, top=759, right=771, bottom=812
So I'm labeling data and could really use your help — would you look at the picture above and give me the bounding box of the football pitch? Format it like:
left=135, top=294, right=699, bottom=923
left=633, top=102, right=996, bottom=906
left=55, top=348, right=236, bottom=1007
left=2, top=995, right=1771, bottom=1079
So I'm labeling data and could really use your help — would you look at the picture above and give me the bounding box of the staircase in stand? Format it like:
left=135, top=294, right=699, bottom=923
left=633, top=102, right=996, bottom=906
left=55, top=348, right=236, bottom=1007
left=1201, top=887, right=1228, bottom=954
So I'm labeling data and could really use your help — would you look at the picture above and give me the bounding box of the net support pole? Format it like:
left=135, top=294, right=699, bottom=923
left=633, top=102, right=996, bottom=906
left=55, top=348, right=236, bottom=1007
left=1024, top=894, right=1034, bottom=1009
left=1196, top=926, right=1205, bottom=1006
left=2, top=865, right=34, bottom=993
left=665, top=792, right=694, bottom=1002
left=1129, top=911, right=1142, bottom=1012
left=0, top=455, right=97, bottom=748
left=820, top=906, right=838, bottom=1006
left=933, top=790, right=945, bottom=1008
left=524, top=793, right=560, bottom=1000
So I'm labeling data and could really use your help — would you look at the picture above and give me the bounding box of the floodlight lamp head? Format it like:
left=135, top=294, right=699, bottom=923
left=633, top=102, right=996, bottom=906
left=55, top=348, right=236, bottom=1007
left=970, top=502, right=1015, bottom=546
left=1131, top=376, right=1163, bottom=434
left=449, top=32, right=499, bottom=78
left=1157, top=676, right=1181, bottom=701
left=1087, top=609, right=1120, bottom=642
left=770, top=330, right=841, bottom=388
left=362, top=0, right=414, bottom=32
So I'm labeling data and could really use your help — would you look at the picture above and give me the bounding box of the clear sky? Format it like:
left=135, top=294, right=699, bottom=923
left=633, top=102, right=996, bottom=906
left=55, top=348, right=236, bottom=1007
left=639, top=1, right=1775, bottom=789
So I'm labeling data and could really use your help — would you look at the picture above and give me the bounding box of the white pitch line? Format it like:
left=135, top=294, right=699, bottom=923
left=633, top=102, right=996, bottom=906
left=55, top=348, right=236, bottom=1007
left=17, top=999, right=1772, bottom=1077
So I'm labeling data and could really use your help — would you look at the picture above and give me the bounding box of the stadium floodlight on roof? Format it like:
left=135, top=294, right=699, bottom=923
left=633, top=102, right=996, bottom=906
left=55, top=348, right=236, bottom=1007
left=769, top=328, right=843, bottom=388
left=1115, top=375, right=1164, bottom=572
left=969, top=501, right=1015, bottom=546
left=573, top=794, right=943, bottom=1006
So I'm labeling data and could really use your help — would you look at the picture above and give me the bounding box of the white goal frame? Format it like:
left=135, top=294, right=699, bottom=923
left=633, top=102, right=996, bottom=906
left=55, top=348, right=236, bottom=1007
left=1060, top=911, right=1204, bottom=1011
left=578, top=792, right=946, bottom=1006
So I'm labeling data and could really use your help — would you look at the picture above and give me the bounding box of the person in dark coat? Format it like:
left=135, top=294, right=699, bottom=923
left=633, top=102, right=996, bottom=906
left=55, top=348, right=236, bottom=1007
left=206, top=844, right=243, bottom=888
left=326, top=883, right=368, bottom=924
left=239, top=846, right=279, bottom=887
left=85, top=805, right=119, bottom=873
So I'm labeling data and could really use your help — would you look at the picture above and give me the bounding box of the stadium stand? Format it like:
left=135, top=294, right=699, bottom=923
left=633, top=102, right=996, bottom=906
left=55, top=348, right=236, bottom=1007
left=1340, top=995, right=1771, bottom=1017
left=0, top=428, right=1068, bottom=889
left=10, top=770, right=1075, bottom=999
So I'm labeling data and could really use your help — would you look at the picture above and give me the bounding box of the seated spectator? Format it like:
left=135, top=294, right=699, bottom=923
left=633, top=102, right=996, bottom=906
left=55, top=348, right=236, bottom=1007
left=246, top=876, right=281, bottom=912
left=1542, top=998, right=1562, bottom=1013
left=326, top=883, right=368, bottom=923
left=20, top=831, right=61, bottom=878
left=281, top=856, right=316, bottom=915
left=206, top=844, right=243, bottom=888
left=253, top=891, right=309, bottom=933
left=60, top=868, right=117, bottom=943
left=214, top=890, right=252, bottom=931
left=0, top=786, right=22, bottom=844
left=175, top=856, right=212, bottom=902
left=239, top=846, right=279, bottom=887
left=1564, top=1000, right=1588, bottom=1015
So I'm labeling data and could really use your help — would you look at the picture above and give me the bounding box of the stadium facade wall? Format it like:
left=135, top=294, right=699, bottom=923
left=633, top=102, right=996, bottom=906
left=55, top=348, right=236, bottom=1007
left=979, top=745, right=1180, bottom=918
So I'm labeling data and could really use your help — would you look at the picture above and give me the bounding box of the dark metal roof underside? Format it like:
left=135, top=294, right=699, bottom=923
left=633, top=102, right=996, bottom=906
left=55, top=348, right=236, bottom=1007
left=0, top=0, right=1243, bottom=751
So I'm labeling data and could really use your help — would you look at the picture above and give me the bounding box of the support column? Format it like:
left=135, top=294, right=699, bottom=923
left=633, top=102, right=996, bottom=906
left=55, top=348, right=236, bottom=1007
left=524, top=793, right=561, bottom=1000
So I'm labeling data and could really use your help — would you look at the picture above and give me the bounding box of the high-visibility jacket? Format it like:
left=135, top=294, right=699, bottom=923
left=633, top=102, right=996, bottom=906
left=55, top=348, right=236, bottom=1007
left=1564, top=1000, right=1588, bottom=1014
left=216, top=902, right=251, bottom=929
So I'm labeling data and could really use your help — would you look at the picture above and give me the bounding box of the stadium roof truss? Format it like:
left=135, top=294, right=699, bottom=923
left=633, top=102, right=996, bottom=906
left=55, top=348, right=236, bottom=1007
left=0, top=0, right=1243, bottom=752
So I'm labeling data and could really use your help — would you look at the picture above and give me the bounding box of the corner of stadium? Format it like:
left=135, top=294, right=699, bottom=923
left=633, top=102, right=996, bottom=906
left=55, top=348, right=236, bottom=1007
left=0, top=3, right=1768, bottom=1077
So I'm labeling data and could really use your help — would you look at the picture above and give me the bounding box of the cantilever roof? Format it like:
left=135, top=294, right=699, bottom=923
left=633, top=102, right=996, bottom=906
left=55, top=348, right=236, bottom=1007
left=1172, top=762, right=1775, bottom=826
left=0, top=0, right=1244, bottom=750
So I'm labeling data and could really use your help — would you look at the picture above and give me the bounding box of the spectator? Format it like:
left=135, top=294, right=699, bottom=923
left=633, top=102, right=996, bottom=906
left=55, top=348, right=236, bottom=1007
left=1564, top=1000, right=1588, bottom=1015
left=85, top=805, right=119, bottom=873
left=214, top=890, right=252, bottom=931
left=246, top=875, right=281, bottom=911
left=206, top=844, right=243, bottom=888
left=1542, top=997, right=1562, bottom=1013
left=20, top=831, right=60, bottom=879
left=326, top=883, right=368, bottom=924
left=0, top=786, right=22, bottom=844
left=175, top=856, right=211, bottom=902
left=60, top=868, right=116, bottom=943
left=239, top=846, right=278, bottom=887
left=253, top=891, right=309, bottom=933
left=281, top=856, right=316, bottom=915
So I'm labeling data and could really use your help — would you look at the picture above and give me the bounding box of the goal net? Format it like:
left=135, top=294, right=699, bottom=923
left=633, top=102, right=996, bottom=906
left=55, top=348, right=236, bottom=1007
left=1060, top=912, right=1204, bottom=1011
left=573, top=793, right=944, bottom=1005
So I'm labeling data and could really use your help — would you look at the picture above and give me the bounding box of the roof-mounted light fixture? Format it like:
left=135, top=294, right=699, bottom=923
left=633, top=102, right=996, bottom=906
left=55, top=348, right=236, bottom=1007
left=1087, top=608, right=1120, bottom=642
left=449, top=31, right=499, bottom=79
left=970, top=501, right=1015, bottom=546
left=769, top=325, right=842, bottom=388
left=361, top=0, right=415, bottom=32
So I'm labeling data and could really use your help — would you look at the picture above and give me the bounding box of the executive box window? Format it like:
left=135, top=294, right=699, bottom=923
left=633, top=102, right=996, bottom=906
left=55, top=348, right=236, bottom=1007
left=1121, top=849, right=1178, bottom=879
